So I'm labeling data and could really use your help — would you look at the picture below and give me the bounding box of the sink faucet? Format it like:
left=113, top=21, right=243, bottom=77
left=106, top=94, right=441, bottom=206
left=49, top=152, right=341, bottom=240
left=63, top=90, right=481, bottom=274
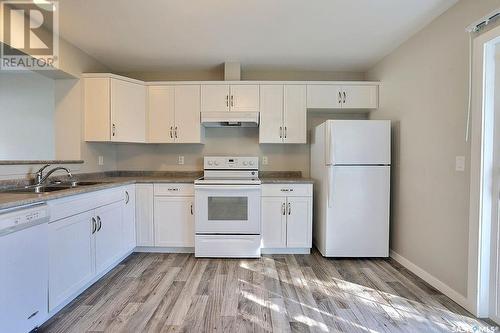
left=35, top=164, right=73, bottom=186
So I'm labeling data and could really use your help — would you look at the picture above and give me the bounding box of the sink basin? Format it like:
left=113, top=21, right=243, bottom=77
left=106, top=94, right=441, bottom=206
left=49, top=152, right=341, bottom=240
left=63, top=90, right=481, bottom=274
left=6, top=185, right=74, bottom=193
left=4, top=181, right=108, bottom=194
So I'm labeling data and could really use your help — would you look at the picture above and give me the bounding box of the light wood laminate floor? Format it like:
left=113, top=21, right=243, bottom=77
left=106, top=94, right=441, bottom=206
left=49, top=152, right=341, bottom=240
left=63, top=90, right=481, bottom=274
left=41, top=250, right=497, bottom=332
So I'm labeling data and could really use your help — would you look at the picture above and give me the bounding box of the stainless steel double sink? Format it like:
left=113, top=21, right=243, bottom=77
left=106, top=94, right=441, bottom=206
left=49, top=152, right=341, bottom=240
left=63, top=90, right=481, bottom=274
left=4, top=181, right=106, bottom=194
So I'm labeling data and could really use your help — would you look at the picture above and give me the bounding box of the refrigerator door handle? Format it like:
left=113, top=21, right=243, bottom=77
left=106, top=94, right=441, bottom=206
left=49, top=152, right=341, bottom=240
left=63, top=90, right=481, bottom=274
left=327, top=167, right=334, bottom=208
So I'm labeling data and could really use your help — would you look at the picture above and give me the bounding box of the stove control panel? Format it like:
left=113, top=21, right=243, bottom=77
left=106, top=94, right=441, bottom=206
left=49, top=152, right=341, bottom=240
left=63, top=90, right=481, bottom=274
left=204, top=156, right=259, bottom=170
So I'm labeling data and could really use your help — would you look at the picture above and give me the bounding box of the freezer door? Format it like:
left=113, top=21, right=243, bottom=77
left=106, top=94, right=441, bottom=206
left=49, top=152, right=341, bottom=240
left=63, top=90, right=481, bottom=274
left=325, top=120, right=391, bottom=165
left=326, top=165, right=390, bottom=257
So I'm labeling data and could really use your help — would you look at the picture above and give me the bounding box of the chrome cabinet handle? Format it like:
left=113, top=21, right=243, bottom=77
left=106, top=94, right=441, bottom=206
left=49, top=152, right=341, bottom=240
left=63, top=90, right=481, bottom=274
left=125, top=191, right=129, bottom=204
left=167, top=188, right=179, bottom=191
left=343, top=91, right=346, bottom=104
left=230, top=95, right=234, bottom=107
left=175, top=126, right=178, bottom=138
left=91, top=217, right=96, bottom=234
left=96, top=216, right=102, bottom=232
left=280, top=126, right=283, bottom=139
left=288, top=203, right=291, bottom=215
left=284, top=126, right=287, bottom=139
left=226, top=95, right=229, bottom=107
left=170, top=126, right=173, bottom=139
left=338, top=92, right=342, bottom=104
left=281, top=188, right=293, bottom=192
left=190, top=203, right=194, bottom=215
left=27, top=310, right=39, bottom=320
left=112, top=124, right=116, bottom=137
left=281, top=203, right=286, bottom=215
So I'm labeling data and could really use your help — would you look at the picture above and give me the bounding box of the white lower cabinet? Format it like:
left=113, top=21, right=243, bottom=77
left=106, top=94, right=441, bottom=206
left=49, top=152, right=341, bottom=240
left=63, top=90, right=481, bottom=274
left=48, top=211, right=94, bottom=311
left=94, top=202, right=124, bottom=275
left=48, top=186, right=134, bottom=312
left=135, top=184, right=154, bottom=246
left=261, top=184, right=313, bottom=250
left=154, top=196, right=194, bottom=247
left=123, top=185, right=136, bottom=251
left=153, top=184, right=195, bottom=247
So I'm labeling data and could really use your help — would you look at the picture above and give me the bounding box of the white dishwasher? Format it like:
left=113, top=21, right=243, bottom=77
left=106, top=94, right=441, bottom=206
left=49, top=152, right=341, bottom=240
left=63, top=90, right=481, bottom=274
left=0, top=203, right=49, bottom=333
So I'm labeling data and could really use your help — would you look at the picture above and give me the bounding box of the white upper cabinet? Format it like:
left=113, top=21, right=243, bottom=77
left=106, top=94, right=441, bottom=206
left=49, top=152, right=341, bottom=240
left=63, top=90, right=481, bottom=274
left=283, top=85, right=307, bottom=143
left=259, top=85, right=283, bottom=143
left=230, top=85, right=260, bottom=112
left=306, top=84, right=378, bottom=109
left=341, top=85, right=378, bottom=109
left=148, top=86, right=175, bottom=143
left=259, top=84, right=306, bottom=144
left=84, top=76, right=146, bottom=143
left=148, top=85, right=202, bottom=143
left=201, top=84, right=230, bottom=112
left=201, top=84, right=259, bottom=112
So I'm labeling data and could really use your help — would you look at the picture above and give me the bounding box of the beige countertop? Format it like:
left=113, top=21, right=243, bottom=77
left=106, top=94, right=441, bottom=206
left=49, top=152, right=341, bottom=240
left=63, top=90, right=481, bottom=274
left=0, top=172, right=313, bottom=211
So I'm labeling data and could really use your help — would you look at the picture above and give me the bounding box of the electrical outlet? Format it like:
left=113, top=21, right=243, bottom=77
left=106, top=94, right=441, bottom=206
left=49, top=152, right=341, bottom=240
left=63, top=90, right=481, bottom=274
left=98, top=156, right=104, bottom=166
left=455, top=156, right=465, bottom=172
left=262, top=156, right=268, bottom=165
left=178, top=156, right=185, bottom=165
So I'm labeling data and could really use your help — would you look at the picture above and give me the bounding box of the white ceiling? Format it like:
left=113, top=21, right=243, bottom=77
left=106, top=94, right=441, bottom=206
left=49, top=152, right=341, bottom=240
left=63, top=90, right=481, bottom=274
left=58, top=0, right=458, bottom=72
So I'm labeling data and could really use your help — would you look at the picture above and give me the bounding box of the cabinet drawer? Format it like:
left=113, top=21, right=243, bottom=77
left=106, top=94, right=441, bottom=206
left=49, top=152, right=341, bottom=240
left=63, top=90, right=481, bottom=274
left=154, top=183, right=194, bottom=196
left=261, top=184, right=312, bottom=197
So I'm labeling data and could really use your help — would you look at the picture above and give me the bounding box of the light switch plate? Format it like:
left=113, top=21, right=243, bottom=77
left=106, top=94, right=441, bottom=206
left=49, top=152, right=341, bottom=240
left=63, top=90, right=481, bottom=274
left=456, top=156, right=465, bottom=172
left=98, top=156, right=104, bottom=166
left=262, top=156, right=268, bottom=165
left=178, top=156, right=185, bottom=165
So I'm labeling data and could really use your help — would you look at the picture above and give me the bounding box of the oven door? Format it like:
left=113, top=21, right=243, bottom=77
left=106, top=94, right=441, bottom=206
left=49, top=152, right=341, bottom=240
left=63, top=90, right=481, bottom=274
left=195, top=185, right=261, bottom=234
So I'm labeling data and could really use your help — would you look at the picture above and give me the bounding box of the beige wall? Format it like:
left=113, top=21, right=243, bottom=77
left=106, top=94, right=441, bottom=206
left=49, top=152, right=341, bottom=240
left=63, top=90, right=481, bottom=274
left=366, top=0, right=500, bottom=296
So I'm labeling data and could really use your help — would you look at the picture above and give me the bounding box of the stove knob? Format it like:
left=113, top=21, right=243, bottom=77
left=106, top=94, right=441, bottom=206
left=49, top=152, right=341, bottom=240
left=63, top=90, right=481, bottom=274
left=208, top=161, right=213, bottom=166
left=243, top=161, right=248, bottom=166
left=249, top=161, right=255, bottom=166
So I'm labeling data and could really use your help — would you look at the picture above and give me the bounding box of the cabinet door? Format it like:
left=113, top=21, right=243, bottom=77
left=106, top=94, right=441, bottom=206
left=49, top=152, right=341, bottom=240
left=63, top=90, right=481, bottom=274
left=154, top=196, right=195, bottom=247
left=95, top=201, right=124, bottom=275
left=136, top=184, right=154, bottom=246
left=283, top=85, right=307, bottom=144
left=201, top=84, right=229, bottom=112
left=148, top=86, right=175, bottom=143
left=84, top=77, right=111, bottom=141
left=286, top=197, right=312, bottom=248
left=48, top=211, right=94, bottom=311
left=261, top=197, right=287, bottom=248
left=259, top=85, right=283, bottom=143
left=230, top=85, right=259, bottom=112
left=341, top=85, right=378, bottom=109
left=306, top=84, right=342, bottom=109
left=175, top=85, right=202, bottom=143
left=123, top=185, right=136, bottom=252
left=111, top=78, right=146, bottom=143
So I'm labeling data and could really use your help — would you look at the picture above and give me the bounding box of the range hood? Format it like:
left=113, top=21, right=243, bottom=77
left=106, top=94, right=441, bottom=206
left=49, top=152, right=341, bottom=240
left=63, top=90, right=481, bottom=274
left=201, top=112, right=259, bottom=127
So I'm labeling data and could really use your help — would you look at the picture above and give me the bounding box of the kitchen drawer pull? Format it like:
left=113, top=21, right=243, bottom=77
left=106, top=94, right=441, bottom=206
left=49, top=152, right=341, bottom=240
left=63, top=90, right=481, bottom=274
left=167, top=188, right=179, bottom=191
left=125, top=191, right=129, bottom=204
left=281, top=203, right=286, bottom=215
left=96, top=216, right=102, bottom=232
left=343, top=91, right=346, bottom=103
left=190, top=204, right=194, bottom=215
left=338, top=92, right=342, bottom=104
left=288, top=203, right=291, bottom=215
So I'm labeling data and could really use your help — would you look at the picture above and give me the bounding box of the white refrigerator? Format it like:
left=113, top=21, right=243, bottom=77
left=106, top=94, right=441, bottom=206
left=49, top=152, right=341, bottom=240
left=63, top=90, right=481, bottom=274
left=311, top=120, right=391, bottom=257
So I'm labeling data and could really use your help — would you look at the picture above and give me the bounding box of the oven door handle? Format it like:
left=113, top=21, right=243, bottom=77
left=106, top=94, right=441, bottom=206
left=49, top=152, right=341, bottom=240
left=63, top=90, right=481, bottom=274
left=194, top=185, right=261, bottom=191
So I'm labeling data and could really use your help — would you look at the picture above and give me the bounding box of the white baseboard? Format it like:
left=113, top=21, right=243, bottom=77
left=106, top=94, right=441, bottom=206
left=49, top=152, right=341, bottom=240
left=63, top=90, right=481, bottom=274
left=261, top=248, right=311, bottom=254
left=390, top=250, right=471, bottom=311
left=134, top=246, right=194, bottom=253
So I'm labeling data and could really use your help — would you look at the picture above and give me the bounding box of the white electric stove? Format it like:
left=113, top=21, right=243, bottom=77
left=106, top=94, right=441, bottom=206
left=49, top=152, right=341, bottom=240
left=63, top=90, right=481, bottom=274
left=194, top=156, right=261, bottom=258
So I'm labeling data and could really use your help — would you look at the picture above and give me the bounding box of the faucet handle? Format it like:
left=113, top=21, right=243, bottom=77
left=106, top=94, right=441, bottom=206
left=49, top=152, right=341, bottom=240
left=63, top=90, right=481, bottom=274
left=35, top=164, right=51, bottom=183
